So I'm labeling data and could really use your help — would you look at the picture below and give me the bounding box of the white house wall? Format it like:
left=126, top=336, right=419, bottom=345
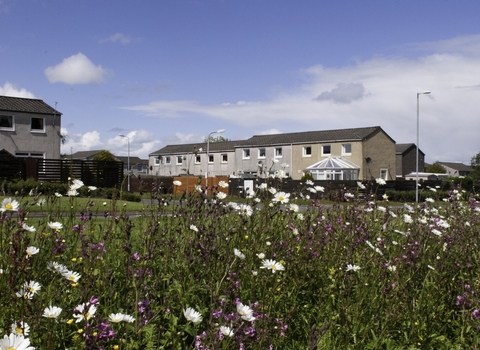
left=234, top=145, right=292, bottom=177
left=0, top=111, right=61, bottom=159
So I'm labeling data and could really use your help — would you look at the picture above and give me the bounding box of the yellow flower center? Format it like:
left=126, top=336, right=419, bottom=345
left=16, top=327, right=23, bottom=334
left=5, top=203, right=13, bottom=210
left=7, top=347, right=16, bottom=350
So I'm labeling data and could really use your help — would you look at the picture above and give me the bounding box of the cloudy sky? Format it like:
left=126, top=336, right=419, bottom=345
left=1, top=0, right=480, bottom=163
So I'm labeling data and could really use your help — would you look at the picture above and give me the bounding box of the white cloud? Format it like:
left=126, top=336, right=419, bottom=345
left=99, top=33, right=137, bottom=45
left=258, top=128, right=281, bottom=135
left=314, top=82, right=369, bottom=104
left=106, top=130, right=162, bottom=158
left=61, top=129, right=103, bottom=155
left=44, top=53, right=110, bottom=85
left=0, top=82, right=36, bottom=98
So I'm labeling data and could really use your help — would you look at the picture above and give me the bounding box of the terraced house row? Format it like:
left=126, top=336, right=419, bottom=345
left=148, top=126, right=398, bottom=181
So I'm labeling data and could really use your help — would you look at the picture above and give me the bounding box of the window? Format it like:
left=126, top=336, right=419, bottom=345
left=195, top=155, right=201, bottom=164
left=275, top=147, right=283, bottom=157
left=176, top=156, right=183, bottom=165
left=31, top=117, right=45, bottom=132
left=380, top=168, right=388, bottom=180
left=165, top=156, right=171, bottom=164
left=0, top=115, right=14, bottom=131
left=303, top=146, right=312, bottom=157
left=258, top=148, right=266, bottom=158
left=221, top=154, right=228, bottom=163
left=322, top=145, right=331, bottom=156
left=15, top=152, right=44, bottom=158
left=342, top=143, right=352, bottom=156
left=243, top=149, right=250, bottom=159
left=137, top=165, right=143, bottom=172
left=154, top=157, right=161, bottom=165
left=208, top=154, right=214, bottom=163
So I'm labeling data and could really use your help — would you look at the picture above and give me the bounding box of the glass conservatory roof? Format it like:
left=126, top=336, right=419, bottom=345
left=306, top=156, right=360, bottom=170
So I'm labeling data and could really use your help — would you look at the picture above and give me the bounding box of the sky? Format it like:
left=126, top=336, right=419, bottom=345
left=1, top=0, right=480, bottom=164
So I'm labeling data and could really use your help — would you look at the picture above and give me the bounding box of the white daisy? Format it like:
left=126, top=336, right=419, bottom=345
left=0, top=333, right=34, bottom=350
left=43, top=305, right=62, bottom=319
left=236, top=302, right=255, bottom=322
left=183, top=307, right=202, bottom=323
left=260, top=259, right=285, bottom=273
left=25, top=246, right=39, bottom=258
left=234, top=248, right=246, bottom=260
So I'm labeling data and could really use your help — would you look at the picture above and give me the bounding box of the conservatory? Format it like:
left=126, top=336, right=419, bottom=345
left=306, top=156, right=360, bottom=180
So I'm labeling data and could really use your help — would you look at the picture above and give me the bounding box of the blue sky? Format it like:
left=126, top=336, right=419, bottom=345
left=1, top=0, right=480, bottom=164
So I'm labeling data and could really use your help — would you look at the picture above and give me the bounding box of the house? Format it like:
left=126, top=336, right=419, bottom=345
left=149, top=141, right=244, bottom=177
left=116, top=156, right=149, bottom=175
left=69, top=150, right=149, bottom=176
left=149, top=126, right=397, bottom=181
left=68, top=150, right=106, bottom=161
left=405, top=172, right=448, bottom=181
left=396, top=143, right=425, bottom=178
left=0, top=95, right=62, bottom=159
left=437, top=162, right=473, bottom=177
left=234, top=136, right=292, bottom=177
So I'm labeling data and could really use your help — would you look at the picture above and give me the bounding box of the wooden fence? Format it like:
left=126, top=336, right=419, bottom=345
left=0, top=156, right=124, bottom=188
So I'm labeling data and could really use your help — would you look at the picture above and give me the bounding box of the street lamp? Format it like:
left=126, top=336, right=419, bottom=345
left=119, top=134, right=131, bottom=192
left=416, top=91, right=431, bottom=203
left=206, top=129, right=225, bottom=195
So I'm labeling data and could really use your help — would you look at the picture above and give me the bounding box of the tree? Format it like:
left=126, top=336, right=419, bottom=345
left=470, top=151, right=480, bottom=180
left=93, top=150, right=117, bottom=162
left=425, top=162, right=446, bottom=174
left=203, top=135, right=230, bottom=143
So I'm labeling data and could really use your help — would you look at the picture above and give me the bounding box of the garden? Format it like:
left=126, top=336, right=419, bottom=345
left=0, top=176, right=479, bottom=349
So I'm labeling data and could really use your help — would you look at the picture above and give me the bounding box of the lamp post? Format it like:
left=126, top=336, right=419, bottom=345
left=416, top=91, right=431, bottom=203
left=119, top=134, right=131, bottom=192
left=205, top=129, right=225, bottom=195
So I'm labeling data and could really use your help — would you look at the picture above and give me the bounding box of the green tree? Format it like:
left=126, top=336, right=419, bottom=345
left=470, top=151, right=480, bottom=180
left=203, top=135, right=230, bottom=143
left=425, top=162, right=446, bottom=174
left=93, top=150, right=117, bottom=162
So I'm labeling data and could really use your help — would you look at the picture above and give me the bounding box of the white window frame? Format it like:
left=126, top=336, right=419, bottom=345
left=0, top=115, right=15, bottom=131
left=342, top=143, right=352, bottom=156
left=15, top=152, right=44, bottom=159
left=303, top=146, right=312, bottom=157
left=221, top=154, right=228, bottom=163
left=195, top=155, right=201, bottom=164
left=154, top=157, right=160, bottom=165
left=31, top=117, right=46, bottom=133
left=258, top=148, right=266, bottom=159
left=275, top=147, right=283, bottom=158
left=208, top=154, right=214, bottom=164
left=243, top=149, right=250, bottom=159
left=322, top=145, right=331, bottom=156
left=176, top=156, right=183, bottom=165
left=165, top=156, right=171, bottom=164
left=380, top=168, right=388, bottom=180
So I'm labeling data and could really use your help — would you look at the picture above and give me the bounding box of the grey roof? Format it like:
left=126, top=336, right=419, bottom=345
left=438, top=162, right=473, bottom=172
left=69, top=150, right=103, bottom=159
left=0, top=95, right=61, bottom=115
left=396, top=143, right=425, bottom=156
left=117, top=156, right=148, bottom=165
left=237, top=126, right=393, bottom=147
left=151, top=140, right=245, bottom=156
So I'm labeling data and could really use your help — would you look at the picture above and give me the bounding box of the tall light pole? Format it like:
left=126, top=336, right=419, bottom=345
left=206, top=129, right=225, bottom=195
left=119, top=134, right=131, bottom=192
left=416, top=91, right=431, bottom=203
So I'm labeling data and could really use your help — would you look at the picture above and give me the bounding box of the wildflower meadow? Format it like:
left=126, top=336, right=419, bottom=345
left=1, top=177, right=480, bottom=349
